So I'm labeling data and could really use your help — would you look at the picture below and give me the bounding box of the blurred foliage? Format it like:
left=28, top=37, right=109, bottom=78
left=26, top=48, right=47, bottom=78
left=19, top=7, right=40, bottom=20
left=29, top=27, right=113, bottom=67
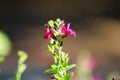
left=106, top=71, right=119, bottom=80
left=0, top=31, right=12, bottom=62
left=15, top=51, right=28, bottom=80
left=76, top=50, right=96, bottom=80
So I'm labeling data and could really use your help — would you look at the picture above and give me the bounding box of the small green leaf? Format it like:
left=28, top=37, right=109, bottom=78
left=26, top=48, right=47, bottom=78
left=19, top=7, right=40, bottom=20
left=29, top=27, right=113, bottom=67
left=54, top=74, right=61, bottom=80
left=66, top=57, right=69, bottom=63
left=51, top=65, right=57, bottom=69
left=65, top=53, right=68, bottom=58
left=44, top=68, right=58, bottom=74
left=64, top=64, right=76, bottom=71
left=64, top=72, right=74, bottom=80
left=62, top=61, right=68, bottom=68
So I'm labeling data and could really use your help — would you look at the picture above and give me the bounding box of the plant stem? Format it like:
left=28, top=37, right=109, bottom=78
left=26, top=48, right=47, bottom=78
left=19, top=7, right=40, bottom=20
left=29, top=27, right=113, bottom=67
left=16, top=73, right=21, bottom=80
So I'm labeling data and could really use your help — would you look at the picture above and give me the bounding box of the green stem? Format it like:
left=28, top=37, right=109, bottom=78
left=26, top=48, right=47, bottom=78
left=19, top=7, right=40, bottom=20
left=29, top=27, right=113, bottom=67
left=58, top=47, right=62, bottom=65
left=57, top=41, right=66, bottom=79
left=15, top=51, right=27, bottom=80
left=16, top=73, right=21, bottom=80
left=48, top=39, right=69, bottom=79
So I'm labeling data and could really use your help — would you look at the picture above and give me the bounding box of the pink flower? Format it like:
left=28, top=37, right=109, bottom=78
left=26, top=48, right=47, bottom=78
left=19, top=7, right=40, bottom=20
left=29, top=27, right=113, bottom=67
left=44, top=27, right=54, bottom=39
left=89, top=58, right=96, bottom=71
left=80, top=57, right=96, bottom=71
left=112, top=77, right=117, bottom=80
left=60, top=20, right=65, bottom=25
left=61, top=23, right=76, bottom=37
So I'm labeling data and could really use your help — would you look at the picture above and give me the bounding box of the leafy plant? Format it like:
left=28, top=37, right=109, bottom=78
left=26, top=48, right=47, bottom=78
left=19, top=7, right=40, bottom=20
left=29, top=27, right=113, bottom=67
left=111, top=72, right=120, bottom=80
left=43, top=18, right=76, bottom=80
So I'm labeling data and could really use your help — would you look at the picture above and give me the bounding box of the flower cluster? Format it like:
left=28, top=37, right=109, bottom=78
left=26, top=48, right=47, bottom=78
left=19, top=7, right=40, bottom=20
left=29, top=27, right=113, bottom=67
left=44, top=18, right=76, bottom=40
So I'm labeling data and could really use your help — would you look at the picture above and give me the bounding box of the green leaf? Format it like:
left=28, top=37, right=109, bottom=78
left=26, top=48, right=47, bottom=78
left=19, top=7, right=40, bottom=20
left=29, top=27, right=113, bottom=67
left=64, top=72, right=74, bottom=80
left=64, top=53, right=68, bottom=58
left=54, top=74, right=61, bottom=80
left=44, top=68, right=58, bottom=74
left=62, top=61, right=68, bottom=68
left=66, top=57, right=69, bottom=63
left=51, top=65, right=57, bottom=69
left=64, top=64, right=76, bottom=71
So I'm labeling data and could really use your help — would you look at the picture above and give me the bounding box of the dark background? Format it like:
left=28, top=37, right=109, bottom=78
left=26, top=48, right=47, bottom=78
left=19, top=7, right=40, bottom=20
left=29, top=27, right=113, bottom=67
left=0, top=0, right=120, bottom=39
left=0, top=0, right=120, bottom=80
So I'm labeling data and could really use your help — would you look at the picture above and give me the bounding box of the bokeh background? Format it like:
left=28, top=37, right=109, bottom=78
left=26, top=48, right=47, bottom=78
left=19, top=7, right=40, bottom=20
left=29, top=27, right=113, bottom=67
left=0, top=0, right=120, bottom=80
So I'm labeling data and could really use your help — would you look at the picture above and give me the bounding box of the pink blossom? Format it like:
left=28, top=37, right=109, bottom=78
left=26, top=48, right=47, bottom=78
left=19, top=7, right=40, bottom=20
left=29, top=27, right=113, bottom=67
left=60, top=20, right=65, bottom=25
left=89, top=58, right=96, bottom=71
left=44, top=27, right=54, bottom=39
left=112, top=77, right=117, bottom=80
left=61, top=23, right=76, bottom=37
left=81, top=58, right=96, bottom=71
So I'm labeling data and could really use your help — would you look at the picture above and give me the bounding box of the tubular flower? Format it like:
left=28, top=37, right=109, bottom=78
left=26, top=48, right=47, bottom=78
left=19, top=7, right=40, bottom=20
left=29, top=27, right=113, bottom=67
left=44, top=26, right=54, bottom=39
left=60, top=23, right=76, bottom=37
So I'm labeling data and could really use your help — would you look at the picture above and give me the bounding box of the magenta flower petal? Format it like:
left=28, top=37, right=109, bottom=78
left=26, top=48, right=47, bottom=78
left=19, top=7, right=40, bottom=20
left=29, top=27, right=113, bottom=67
left=69, top=29, right=76, bottom=37
left=67, top=23, right=76, bottom=36
left=60, top=20, right=65, bottom=25
left=44, top=27, right=54, bottom=39
left=61, top=27, right=69, bottom=36
left=44, top=32, right=54, bottom=39
left=67, top=23, right=70, bottom=29
left=89, top=58, right=96, bottom=71
left=60, top=23, right=76, bottom=37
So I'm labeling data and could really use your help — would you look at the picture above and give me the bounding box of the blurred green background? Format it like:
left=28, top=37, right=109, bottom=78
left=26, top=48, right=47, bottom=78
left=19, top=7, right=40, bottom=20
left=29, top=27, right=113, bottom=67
left=0, top=0, right=120, bottom=80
